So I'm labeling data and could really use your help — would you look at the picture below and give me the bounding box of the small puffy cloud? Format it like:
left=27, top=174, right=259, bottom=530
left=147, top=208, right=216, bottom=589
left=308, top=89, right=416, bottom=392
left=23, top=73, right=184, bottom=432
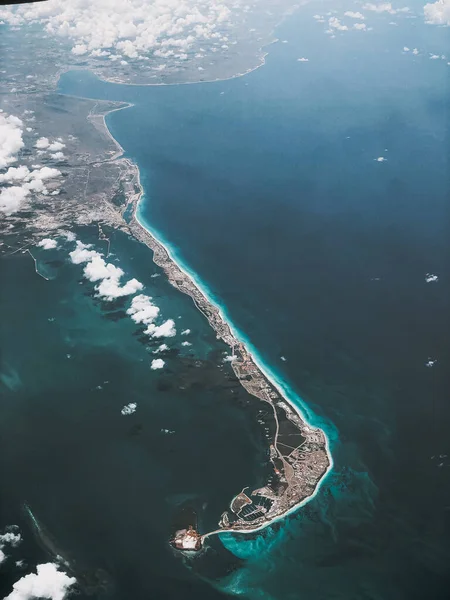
left=70, top=244, right=144, bottom=302
left=38, top=238, right=58, bottom=250
left=151, top=358, right=165, bottom=370
left=297, top=57, right=309, bottom=62
left=181, top=341, right=192, bottom=347
left=0, top=531, right=22, bottom=547
left=63, top=231, right=77, bottom=242
left=344, top=11, right=365, bottom=19
left=425, top=273, right=439, bottom=282
left=363, top=3, right=409, bottom=14
left=430, top=53, right=440, bottom=59
left=90, top=49, right=110, bottom=57
left=121, top=402, right=137, bottom=415
left=375, top=156, right=387, bottom=162
left=71, top=44, right=88, bottom=56
left=96, top=277, right=143, bottom=301
left=48, top=141, right=65, bottom=151
left=83, top=256, right=124, bottom=282
left=51, top=152, right=66, bottom=161
left=0, top=112, right=24, bottom=168
left=145, top=319, right=176, bottom=338
left=353, top=22, right=367, bottom=29
left=425, top=358, right=437, bottom=367
left=35, top=137, right=49, bottom=149
left=0, top=165, right=30, bottom=182
left=0, top=186, right=29, bottom=215
left=403, top=46, right=410, bottom=51
left=328, top=17, right=348, bottom=30
left=127, top=294, right=160, bottom=324
left=3, top=562, right=76, bottom=600
left=424, top=0, right=450, bottom=25
left=33, top=167, right=61, bottom=181
left=181, top=328, right=191, bottom=335
left=0, top=527, right=23, bottom=562
left=0, top=164, right=62, bottom=212
left=69, top=241, right=102, bottom=264
left=223, top=354, right=237, bottom=362
left=412, top=47, right=419, bottom=54
left=153, top=343, right=169, bottom=353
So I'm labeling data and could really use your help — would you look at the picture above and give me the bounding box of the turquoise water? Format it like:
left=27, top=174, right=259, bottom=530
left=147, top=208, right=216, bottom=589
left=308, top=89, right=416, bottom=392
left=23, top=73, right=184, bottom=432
left=0, top=227, right=272, bottom=599
left=2, top=1, right=449, bottom=598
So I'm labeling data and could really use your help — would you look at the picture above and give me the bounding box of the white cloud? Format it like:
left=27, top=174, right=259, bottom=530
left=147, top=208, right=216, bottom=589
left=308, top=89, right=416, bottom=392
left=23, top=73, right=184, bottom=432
left=425, top=273, right=439, bottom=282
left=0, top=186, right=28, bottom=215
left=127, top=294, right=160, bottom=324
left=153, top=343, right=169, bottom=353
left=0, top=112, right=23, bottom=169
left=151, top=358, right=165, bottom=370
left=0, top=165, right=30, bottom=183
left=145, top=319, right=176, bottom=338
left=403, top=46, right=410, bottom=51
left=181, top=328, right=191, bottom=335
left=38, top=238, right=58, bottom=250
left=328, top=17, right=349, bottom=30
left=0, top=163, right=62, bottom=214
left=69, top=241, right=101, bottom=264
left=0, top=0, right=240, bottom=69
left=71, top=44, right=88, bottom=56
left=48, top=141, right=65, bottom=151
left=430, top=53, right=440, bottom=59
left=96, top=276, right=143, bottom=300
left=51, top=152, right=66, bottom=161
left=223, top=354, right=237, bottom=362
left=344, top=11, right=365, bottom=19
left=0, top=527, right=23, bottom=563
left=375, top=156, right=387, bottom=162
left=363, top=3, right=410, bottom=14
left=69, top=247, right=144, bottom=301
left=83, top=256, right=124, bottom=282
left=121, top=402, right=137, bottom=415
left=424, top=0, right=450, bottom=25
left=35, top=137, right=49, bottom=149
left=4, top=563, right=76, bottom=600
left=63, top=231, right=77, bottom=242
left=0, top=531, right=22, bottom=547
left=181, top=341, right=192, bottom=347
left=297, top=57, right=309, bottom=62
left=353, top=22, right=367, bottom=29
left=412, top=47, right=419, bottom=54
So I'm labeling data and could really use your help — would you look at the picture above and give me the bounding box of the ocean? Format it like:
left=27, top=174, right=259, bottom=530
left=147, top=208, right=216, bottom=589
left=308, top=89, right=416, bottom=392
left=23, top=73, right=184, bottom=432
left=2, top=1, right=449, bottom=599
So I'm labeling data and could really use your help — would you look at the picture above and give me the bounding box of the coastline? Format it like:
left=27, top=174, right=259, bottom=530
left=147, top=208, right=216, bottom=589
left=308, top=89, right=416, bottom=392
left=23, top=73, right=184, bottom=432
left=127, top=163, right=333, bottom=540
left=93, top=103, right=334, bottom=539
left=54, top=9, right=334, bottom=536
left=53, top=2, right=306, bottom=91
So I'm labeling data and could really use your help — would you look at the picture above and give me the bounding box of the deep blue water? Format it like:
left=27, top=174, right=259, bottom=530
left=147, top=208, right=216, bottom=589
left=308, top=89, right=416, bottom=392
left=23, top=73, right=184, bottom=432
left=3, top=1, right=449, bottom=599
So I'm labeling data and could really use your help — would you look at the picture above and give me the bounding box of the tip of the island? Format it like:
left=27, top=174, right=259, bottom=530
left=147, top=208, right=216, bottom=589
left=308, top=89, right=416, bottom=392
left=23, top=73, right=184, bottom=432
left=171, top=526, right=203, bottom=552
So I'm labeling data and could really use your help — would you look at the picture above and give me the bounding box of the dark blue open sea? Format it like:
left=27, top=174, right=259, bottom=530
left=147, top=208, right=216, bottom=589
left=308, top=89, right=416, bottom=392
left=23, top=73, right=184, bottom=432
left=2, top=2, right=449, bottom=599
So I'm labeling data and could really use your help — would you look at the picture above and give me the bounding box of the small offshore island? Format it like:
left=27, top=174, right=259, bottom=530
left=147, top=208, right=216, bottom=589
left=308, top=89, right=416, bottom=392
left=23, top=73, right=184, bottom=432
left=124, top=176, right=331, bottom=550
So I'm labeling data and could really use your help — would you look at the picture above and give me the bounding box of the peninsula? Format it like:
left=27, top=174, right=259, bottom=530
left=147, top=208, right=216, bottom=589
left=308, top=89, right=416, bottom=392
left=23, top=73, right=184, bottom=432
left=121, top=167, right=332, bottom=550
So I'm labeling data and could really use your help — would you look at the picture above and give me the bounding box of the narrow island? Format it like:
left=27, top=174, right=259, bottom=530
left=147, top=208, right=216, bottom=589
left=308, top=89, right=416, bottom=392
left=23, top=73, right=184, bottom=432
left=115, top=160, right=332, bottom=551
